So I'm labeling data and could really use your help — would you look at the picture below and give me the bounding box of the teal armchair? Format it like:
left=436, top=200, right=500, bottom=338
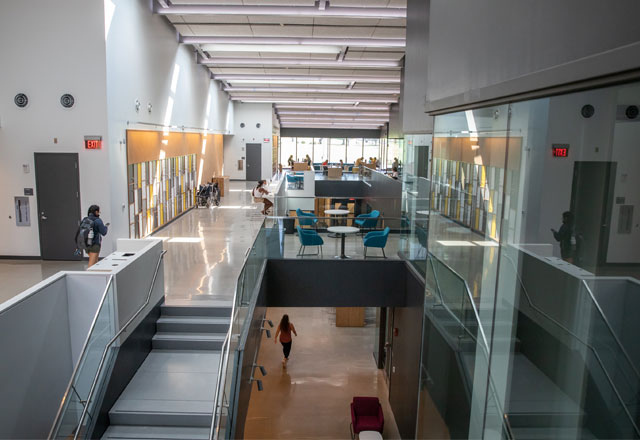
left=363, top=227, right=390, bottom=258
left=296, top=208, right=318, bottom=228
left=297, top=226, right=323, bottom=257
left=355, top=210, right=380, bottom=234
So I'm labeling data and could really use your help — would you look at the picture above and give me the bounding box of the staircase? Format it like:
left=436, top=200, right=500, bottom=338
left=101, top=305, right=231, bottom=440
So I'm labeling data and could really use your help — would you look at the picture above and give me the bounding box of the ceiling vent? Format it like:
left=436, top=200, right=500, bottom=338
left=616, top=105, right=639, bottom=121
left=60, top=94, right=75, bottom=108
left=581, top=104, right=595, bottom=118
left=14, top=93, right=28, bottom=108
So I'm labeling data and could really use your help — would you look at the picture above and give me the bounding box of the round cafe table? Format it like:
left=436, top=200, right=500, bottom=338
left=327, top=226, right=359, bottom=259
left=325, top=209, right=349, bottom=237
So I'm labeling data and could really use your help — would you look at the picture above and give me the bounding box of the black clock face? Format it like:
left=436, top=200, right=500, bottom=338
left=14, top=93, right=28, bottom=108
left=581, top=104, right=594, bottom=118
left=60, top=94, right=75, bottom=108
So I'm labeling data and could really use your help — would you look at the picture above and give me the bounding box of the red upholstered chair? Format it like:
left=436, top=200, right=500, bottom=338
left=350, top=396, right=384, bottom=438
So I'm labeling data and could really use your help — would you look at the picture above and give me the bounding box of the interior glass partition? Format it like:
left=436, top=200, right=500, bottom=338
left=418, top=80, right=640, bottom=439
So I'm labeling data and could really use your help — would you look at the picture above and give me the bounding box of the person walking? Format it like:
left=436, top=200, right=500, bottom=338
left=274, top=314, right=297, bottom=366
left=552, top=211, right=575, bottom=263
left=85, top=205, right=108, bottom=268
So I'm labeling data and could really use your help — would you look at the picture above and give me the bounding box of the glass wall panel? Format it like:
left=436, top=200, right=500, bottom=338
left=313, top=138, right=328, bottom=163
left=280, top=137, right=296, bottom=167
left=346, top=138, right=363, bottom=164
left=329, top=138, right=346, bottom=163
left=296, top=137, right=313, bottom=163
left=363, top=138, right=380, bottom=163
left=387, top=138, right=404, bottom=170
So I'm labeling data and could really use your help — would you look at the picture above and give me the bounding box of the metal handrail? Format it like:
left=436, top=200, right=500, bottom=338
left=209, top=246, right=253, bottom=440
left=501, top=253, right=640, bottom=436
left=48, top=274, right=114, bottom=439
left=70, top=249, right=167, bottom=440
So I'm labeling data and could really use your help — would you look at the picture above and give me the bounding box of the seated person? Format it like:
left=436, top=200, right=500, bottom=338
left=252, top=180, right=273, bottom=215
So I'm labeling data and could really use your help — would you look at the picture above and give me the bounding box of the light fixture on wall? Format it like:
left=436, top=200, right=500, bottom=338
left=256, top=123, right=261, bottom=128
left=581, top=104, right=595, bottom=118
left=626, top=105, right=639, bottom=119
left=60, top=94, right=75, bottom=109
left=14, top=93, right=29, bottom=108
left=148, top=103, right=153, bottom=113
left=135, top=99, right=141, bottom=112
left=240, top=122, right=245, bottom=128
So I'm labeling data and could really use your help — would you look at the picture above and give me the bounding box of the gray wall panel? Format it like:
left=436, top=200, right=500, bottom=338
left=426, top=0, right=640, bottom=111
left=280, top=128, right=381, bottom=138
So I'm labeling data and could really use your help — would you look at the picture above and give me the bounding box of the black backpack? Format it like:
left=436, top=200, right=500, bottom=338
left=75, top=217, right=95, bottom=251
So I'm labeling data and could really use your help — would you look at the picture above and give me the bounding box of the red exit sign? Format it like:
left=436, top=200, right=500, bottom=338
left=552, top=144, right=569, bottom=158
left=84, top=136, right=103, bottom=150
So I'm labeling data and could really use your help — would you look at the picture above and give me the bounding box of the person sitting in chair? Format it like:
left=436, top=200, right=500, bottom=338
left=253, top=180, right=273, bottom=215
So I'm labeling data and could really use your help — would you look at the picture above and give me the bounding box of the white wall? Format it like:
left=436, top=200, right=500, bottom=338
left=105, top=0, right=233, bottom=244
left=223, top=103, right=274, bottom=180
left=0, top=0, right=109, bottom=256
left=426, top=0, right=640, bottom=110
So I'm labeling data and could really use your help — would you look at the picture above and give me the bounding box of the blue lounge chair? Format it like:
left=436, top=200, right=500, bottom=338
left=296, top=208, right=318, bottom=228
left=354, top=210, right=380, bottom=234
left=297, top=226, right=323, bottom=257
left=363, top=227, right=390, bottom=258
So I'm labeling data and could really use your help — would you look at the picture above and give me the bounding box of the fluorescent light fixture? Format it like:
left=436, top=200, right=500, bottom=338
left=202, top=44, right=341, bottom=54
left=233, top=96, right=398, bottom=104
left=281, top=122, right=383, bottom=127
left=168, top=237, right=203, bottom=243
left=436, top=240, right=477, bottom=247
left=277, top=111, right=390, bottom=117
left=213, top=74, right=401, bottom=84
left=279, top=116, right=388, bottom=122
left=189, top=37, right=404, bottom=48
left=201, top=57, right=401, bottom=68
left=275, top=104, right=390, bottom=111
left=229, top=79, right=352, bottom=86
left=226, top=86, right=399, bottom=95
left=157, top=4, right=406, bottom=19
left=473, top=241, right=499, bottom=247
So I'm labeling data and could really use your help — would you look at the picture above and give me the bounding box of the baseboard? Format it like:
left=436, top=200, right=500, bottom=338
left=0, top=255, right=41, bottom=260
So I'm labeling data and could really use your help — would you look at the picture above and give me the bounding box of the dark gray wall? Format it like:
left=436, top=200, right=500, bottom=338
left=314, top=180, right=364, bottom=198
left=280, top=128, right=381, bottom=138
left=425, top=0, right=640, bottom=111
left=388, top=265, right=424, bottom=439
left=402, top=0, right=433, bottom=133
left=266, top=259, right=407, bottom=307
left=363, top=170, right=403, bottom=220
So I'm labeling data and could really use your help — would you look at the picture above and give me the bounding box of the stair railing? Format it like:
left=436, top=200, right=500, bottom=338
left=49, top=249, right=167, bottom=440
left=501, top=253, right=640, bottom=437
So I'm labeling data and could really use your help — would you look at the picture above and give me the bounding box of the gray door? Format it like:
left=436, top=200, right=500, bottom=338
left=34, top=153, right=82, bottom=260
left=570, top=161, right=616, bottom=272
left=245, top=143, right=262, bottom=181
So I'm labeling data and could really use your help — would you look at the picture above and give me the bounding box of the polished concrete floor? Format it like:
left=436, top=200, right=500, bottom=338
left=154, top=180, right=273, bottom=307
left=243, top=307, right=400, bottom=440
left=0, top=259, right=85, bottom=304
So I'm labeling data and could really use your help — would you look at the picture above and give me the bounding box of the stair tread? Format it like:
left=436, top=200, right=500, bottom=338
left=153, top=332, right=226, bottom=341
left=157, top=316, right=229, bottom=324
left=102, top=425, right=209, bottom=440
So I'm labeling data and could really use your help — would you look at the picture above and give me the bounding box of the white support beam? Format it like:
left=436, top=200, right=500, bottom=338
left=231, top=96, right=398, bottom=104
left=183, top=36, right=405, bottom=48
left=201, top=57, right=401, bottom=68
left=225, top=87, right=399, bottom=95
left=213, top=74, right=400, bottom=84
left=155, top=4, right=406, bottom=19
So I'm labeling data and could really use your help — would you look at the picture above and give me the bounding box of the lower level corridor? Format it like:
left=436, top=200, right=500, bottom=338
left=243, top=307, right=401, bottom=439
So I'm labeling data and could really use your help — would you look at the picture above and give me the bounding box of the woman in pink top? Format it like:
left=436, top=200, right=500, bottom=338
left=274, top=314, right=297, bottom=366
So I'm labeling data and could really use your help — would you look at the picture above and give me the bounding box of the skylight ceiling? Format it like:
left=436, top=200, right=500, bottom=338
left=155, top=0, right=406, bottom=129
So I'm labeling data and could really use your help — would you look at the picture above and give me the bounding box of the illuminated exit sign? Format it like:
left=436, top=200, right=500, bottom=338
left=84, top=136, right=103, bottom=150
left=552, top=144, right=569, bottom=158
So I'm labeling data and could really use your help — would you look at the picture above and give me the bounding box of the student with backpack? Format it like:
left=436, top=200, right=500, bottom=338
left=75, top=205, right=109, bottom=268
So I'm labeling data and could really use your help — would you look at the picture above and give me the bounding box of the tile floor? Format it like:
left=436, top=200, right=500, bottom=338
left=243, top=307, right=400, bottom=439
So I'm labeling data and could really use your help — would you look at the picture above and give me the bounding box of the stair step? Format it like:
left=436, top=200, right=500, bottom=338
left=156, top=316, right=230, bottom=333
left=108, top=408, right=212, bottom=427
left=161, top=305, right=231, bottom=318
left=152, top=332, right=226, bottom=350
left=102, top=425, right=210, bottom=439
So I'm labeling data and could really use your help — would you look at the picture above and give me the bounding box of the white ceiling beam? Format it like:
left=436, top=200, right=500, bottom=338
left=281, top=122, right=384, bottom=127
left=231, top=96, right=397, bottom=104
left=275, top=104, right=389, bottom=110
left=183, top=36, right=405, bottom=48
left=276, top=111, right=390, bottom=117
left=279, top=117, right=389, bottom=122
left=213, top=74, right=400, bottom=84
left=201, top=57, right=401, bottom=68
left=155, top=4, right=406, bottom=19
left=225, top=87, right=399, bottom=95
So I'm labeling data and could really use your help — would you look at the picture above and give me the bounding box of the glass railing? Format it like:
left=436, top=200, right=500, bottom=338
left=49, top=276, right=116, bottom=440
left=211, top=221, right=269, bottom=439
left=426, top=251, right=640, bottom=439
left=49, top=251, right=167, bottom=440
